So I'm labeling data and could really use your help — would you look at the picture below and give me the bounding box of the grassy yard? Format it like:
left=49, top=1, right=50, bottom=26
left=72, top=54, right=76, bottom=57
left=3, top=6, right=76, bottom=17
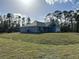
left=0, top=33, right=79, bottom=59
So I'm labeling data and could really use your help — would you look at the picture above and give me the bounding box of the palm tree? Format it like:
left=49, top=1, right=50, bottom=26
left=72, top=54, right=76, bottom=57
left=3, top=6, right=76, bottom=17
left=68, top=10, right=75, bottom=32
left=0, top=16, right=3, bottom=25
left=27, top=17, right=31, bottom=24
left=53, top=10, right=62, bottom=23
left=22, top=17, right=25, bottom=27
left=14, top=16, right=21, bottom=32
left=54, top=10, right=62, bottom=18
left=45, top=13, right=53, bottom=22
left=63, top=11, right=69, bottom=19
left=61, top=11, right=70, bottom=32
left=18, top=16, right=21, bottom=25
left=74, top=10, right=79, bottom=32
left=53, top=10, right=62, bottom=31
left=6, top=13, right=13, bottom=32
left=0, top=16, right=4, bottom=32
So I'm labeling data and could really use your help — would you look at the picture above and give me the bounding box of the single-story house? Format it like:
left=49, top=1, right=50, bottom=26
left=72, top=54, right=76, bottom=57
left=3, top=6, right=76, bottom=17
left=20, top=20, right=60, bottom=33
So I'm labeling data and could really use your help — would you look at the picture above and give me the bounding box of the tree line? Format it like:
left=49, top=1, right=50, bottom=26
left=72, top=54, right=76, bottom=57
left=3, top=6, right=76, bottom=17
left=0, top=10, right=79, bottom=33
left=0, top=13, right=21, bottom=32
left=45, top=10, right=79, bottom=32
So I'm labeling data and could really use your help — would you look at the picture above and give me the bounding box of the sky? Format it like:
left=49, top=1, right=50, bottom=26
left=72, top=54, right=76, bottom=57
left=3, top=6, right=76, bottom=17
left=0, top=0, right=79, bottom=21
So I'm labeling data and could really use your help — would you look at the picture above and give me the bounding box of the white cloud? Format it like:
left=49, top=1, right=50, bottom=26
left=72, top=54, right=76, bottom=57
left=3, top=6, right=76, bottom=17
left=45, top=0, right=54, bottom=5
left=45, top=0, right=73, bottom=5
left=64, top=0, right=68, bottom=3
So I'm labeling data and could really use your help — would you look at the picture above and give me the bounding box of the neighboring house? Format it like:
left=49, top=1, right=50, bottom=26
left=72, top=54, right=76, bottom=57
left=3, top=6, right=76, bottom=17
left=20, top=20, right=60, bottom=33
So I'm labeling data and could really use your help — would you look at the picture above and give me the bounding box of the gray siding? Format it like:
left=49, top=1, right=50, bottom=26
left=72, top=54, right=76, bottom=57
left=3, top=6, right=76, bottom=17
left=20, top=27, right=40, bottom=33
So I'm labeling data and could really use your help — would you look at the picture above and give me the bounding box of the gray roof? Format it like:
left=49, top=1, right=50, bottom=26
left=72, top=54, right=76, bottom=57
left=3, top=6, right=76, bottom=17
left=25, top=20, right=58, bottom=27
left=25, top=20, right=46, bottom=27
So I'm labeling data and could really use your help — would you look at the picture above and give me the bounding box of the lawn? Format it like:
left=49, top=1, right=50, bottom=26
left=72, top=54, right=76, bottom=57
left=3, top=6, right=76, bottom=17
left=0, top=33, right=79, bottom=59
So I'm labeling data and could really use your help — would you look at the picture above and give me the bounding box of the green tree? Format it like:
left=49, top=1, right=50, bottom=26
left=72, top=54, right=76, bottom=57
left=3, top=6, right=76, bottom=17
left=74, top=10, right=79, bottom=32
left=6, top=13, right=13, bottom=32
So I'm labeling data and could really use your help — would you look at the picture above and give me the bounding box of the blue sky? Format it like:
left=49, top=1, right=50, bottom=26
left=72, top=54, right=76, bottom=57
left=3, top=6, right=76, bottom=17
left=0, top=0, right=79, bottom=21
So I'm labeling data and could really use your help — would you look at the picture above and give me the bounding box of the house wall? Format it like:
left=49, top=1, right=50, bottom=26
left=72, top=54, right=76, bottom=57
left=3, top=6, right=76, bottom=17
left=20, top=27, right=40, bottom=33
left=20, top=26, right=60, bottom=33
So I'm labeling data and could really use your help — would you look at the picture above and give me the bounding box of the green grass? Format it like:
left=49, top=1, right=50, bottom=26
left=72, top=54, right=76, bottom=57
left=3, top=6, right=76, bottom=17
left=0, top=33, right=79, bottom=45
left=0, top=33, right=79, bottom=59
